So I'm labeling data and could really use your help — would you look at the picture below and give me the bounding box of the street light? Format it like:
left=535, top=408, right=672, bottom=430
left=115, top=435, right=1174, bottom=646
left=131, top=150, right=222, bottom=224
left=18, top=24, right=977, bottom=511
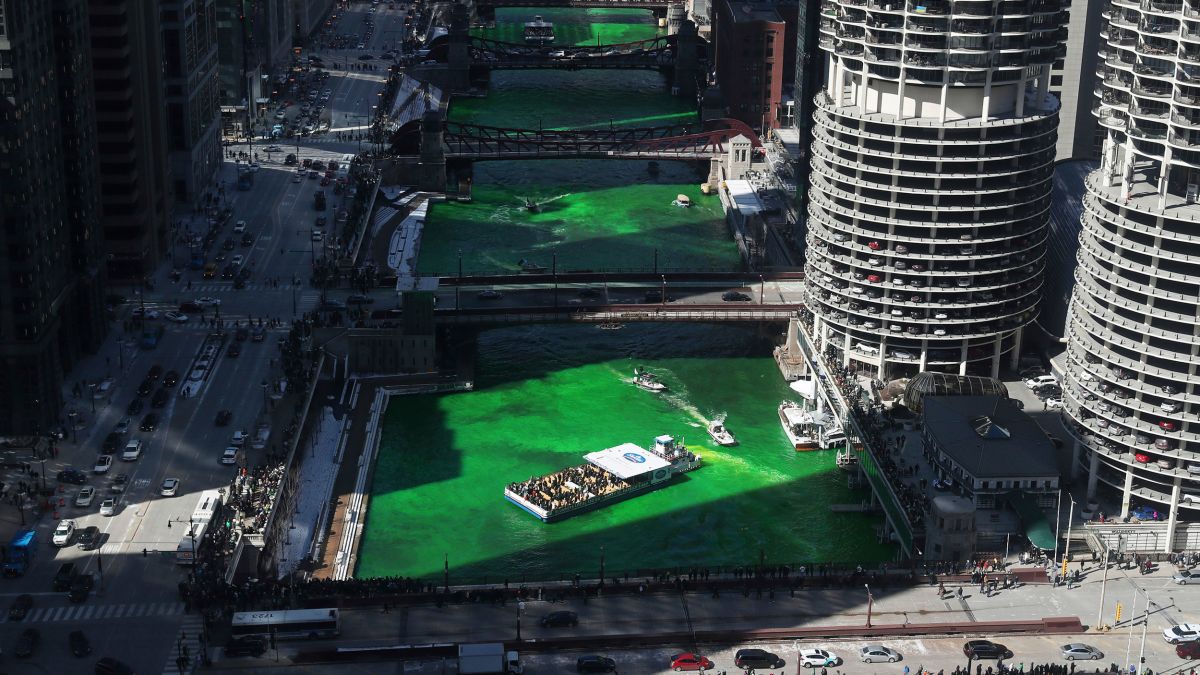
left=865, top=583, right=874, bottom=628
left=167, top=517, right=197, bottom=563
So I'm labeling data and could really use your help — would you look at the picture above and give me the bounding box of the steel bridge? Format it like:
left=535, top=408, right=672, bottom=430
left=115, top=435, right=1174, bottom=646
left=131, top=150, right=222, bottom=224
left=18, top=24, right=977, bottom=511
left=475, top=0, right=669, bottom=10
left=433, top=303, right=800, bottom=326
left=467, top=35, right=679, bottom=70
left=442, top=118, right=762, bottom=161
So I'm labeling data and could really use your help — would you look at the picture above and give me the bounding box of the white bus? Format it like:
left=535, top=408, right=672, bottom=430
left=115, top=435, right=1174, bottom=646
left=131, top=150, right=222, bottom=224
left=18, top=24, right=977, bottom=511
left=175, top=489, right=222, bottom=565
left=230, top=608, right=341, bottom=640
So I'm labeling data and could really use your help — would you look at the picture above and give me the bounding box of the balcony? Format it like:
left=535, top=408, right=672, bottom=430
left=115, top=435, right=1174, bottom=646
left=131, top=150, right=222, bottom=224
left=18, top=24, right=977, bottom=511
left=1142, top=0, right=1184, bottom=11
left=1132, top=83, right=1172, bottom=97
left=908, top=1, right=950, bottom=13
left=1140, top=20, right=1180, bottom=34
left=1131, top=104, right=1170, bottom=118
left=1134, top=63, right=1173, bottom=77
left=1138, top=41, right=1177, bottom=57
left=1171, top=131, right=1200, bottom=146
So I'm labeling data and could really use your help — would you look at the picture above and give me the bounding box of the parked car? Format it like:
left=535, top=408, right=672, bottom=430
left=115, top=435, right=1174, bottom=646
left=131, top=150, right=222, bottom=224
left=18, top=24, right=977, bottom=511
left=798, top=649, right=840, bottom=668
left=963, top=641, right=1011, bottom=659
left=13, top=627, right=39, bottom=657
left=1061, top=644, right=1103, bottom=661
left=735, top=649, right=785, bottom=670
left=860, top=646, right=902, bottom=663
left=722, top=291, right=752, bottom=302
left=540, top=610, right=578, bottom=627
left=1173, top=570, right=1200, bottom=585
left=8, top=593, right=33, bottom=621
left=576, top=655, right=616, bottom=673
left=669, top=652, right=714, bottom=671
left=1164, top=624, right=1200, bottom=644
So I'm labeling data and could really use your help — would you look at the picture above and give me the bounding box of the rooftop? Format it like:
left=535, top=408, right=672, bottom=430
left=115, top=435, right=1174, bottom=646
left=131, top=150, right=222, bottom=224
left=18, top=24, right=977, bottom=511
left=922, top=395, right=1059, bottom=479
left=724, top=0, right=784, bottom=23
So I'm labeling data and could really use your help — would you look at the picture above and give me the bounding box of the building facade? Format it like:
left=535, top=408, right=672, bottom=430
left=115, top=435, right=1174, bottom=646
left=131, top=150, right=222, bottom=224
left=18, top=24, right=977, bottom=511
left=89, top=0, right=174, bottom=282
left=1061, top=0, right=1200, bottom=541
left=802, top=0, right=1066, bottom=380
left=216, top=0, right=294, bottom=137
left=714, top=0, right=798, bottom=133
left=1052, top=0, right=1102, bottom=160
left=293, top=0, right=333, bottom=45
left=0, top=0, right=108, bottom=434
left=161, top=0, right=223, bottom=205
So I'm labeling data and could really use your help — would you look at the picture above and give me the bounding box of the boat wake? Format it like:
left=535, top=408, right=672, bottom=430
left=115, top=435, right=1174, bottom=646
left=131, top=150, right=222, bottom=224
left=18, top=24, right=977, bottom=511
left=517, top=193, right=571, bottom=212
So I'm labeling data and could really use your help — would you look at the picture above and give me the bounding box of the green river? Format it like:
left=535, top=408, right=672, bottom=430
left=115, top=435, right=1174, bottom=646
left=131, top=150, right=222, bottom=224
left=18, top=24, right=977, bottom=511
left=355, top=10, right=893, bottom=581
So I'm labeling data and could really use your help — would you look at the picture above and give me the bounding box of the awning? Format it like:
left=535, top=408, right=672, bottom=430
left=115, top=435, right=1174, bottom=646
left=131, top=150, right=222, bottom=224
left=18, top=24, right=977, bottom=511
left=1005, top=490, right=1056, bottom=550
left=584, top=443, right=669, bottom=480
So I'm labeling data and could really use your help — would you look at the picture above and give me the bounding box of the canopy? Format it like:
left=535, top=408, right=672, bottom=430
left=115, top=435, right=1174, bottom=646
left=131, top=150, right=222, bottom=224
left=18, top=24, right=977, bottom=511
left=789, top=378, right=816, bottom=400
left=584, top=443, right=670, bottom=480
left=1005, top=490, right=1056, bottom=551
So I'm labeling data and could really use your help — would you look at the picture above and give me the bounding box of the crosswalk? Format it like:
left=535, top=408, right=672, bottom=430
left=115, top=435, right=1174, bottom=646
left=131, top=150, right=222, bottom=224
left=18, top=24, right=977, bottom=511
left=160, top=614, right=206, bottom=675
left=23, top=600, right=185, bottom=623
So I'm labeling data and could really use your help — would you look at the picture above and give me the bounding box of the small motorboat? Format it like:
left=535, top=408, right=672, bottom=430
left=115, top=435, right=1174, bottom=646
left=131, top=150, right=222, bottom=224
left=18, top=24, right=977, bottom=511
left=518, top=258, right=548, bottom=273
left=706, top=420, right=737, bottom=446
left=524, top=197, right=540, bottom=212
left=597, top=322, right=623, bottom=330
left=672, top=194, right=692, bottom=208
left=632, top=367, right=668, bottom=393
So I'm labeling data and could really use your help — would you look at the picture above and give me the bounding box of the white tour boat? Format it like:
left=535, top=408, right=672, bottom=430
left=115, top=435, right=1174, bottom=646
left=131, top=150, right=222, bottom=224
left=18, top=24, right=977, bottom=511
left=778, top=401, right=819, bottom=451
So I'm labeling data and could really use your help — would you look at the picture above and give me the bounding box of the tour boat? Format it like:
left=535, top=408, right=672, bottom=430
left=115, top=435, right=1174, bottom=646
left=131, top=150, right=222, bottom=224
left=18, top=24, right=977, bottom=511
left=524, top=15, right=554, bottom=43
left=706, top=420, right=737, bottom=446
left=632, top=367, right=668, bottom=393
left=672, top=194, right=692, bottom=208
left=518, top=258, right=547, bottom=273
left=505, top=435, right=701, bottom=522
left=778, top=401, right=819, bottom=450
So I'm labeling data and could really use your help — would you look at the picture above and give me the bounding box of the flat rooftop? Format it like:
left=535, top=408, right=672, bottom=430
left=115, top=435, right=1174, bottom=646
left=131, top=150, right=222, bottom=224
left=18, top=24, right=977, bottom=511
left=922, top=395, right=1059, bottom=479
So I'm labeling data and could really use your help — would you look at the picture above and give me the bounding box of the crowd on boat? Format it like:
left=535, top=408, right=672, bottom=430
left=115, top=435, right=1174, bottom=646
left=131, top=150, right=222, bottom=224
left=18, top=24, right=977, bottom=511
left=507, top=464, right=629, bottom=511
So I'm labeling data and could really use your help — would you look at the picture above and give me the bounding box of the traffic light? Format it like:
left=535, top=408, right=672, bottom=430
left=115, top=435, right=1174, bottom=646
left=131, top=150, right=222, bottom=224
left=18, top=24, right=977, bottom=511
left=1061, top=557, right=1069, bottom=577
left=1115, top=602, right=1123, bottom=623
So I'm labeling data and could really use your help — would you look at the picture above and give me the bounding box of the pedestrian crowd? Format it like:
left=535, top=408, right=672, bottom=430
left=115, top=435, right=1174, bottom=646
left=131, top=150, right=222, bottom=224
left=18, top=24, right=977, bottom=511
left=507, top=464, right=629, bottom=511
left=227, top=462, right=289, bottom=534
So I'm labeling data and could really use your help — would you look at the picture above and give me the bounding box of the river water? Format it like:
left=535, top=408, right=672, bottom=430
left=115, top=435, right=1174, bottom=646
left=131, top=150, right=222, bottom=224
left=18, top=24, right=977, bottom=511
left=355, top=10, right=893, bottom=580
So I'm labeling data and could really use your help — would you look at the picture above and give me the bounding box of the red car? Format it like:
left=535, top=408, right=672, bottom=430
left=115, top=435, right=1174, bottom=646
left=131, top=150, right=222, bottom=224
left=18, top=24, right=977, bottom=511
left=1159, top=420, right=1178, bottom=432
left=1134, top=453, right=1150, bottom=464
left=867, top=274, right=882, bottom=283
left=1178, top=641, right=1200, bottom=659
left=671, top=653, right=715, bottom=671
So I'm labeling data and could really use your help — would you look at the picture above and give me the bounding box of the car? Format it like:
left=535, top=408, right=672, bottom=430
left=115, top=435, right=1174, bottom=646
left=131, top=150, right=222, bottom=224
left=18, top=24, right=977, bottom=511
left=100, top=498, right=117, bottom=517
left=57, top=468, right=88, bottom=485
left=722, top=291, right=752, bottom=302
left=735, top=649, right=785, bottom=670
left=113, top=418, right=134, bottom=438
left=164, top=311, right=188, bottom=323
left=477, top=289, right=503, bottom=300
left=1177, top=641, right=1200, bottom=659
left=93, top=455, right=112, bottom=474
left=164, top=370, right=180, bottom=386
left=1045, top=397, right=1064, bottom=409
left=222, top=237, right=236, bottom=251
left=963, top=640, right=1011, bottom=659
left=540, top=610, right=578, bottom=627
left=68, top=573, right=94, bottom=603
left=859, top=646, right=902, bottom=663
left=1060, top=644, right=1103, bottom=661
left=358, top=53, right=373, bottom=60
left=252, top=325, right=265, bottom=342
left=347, top=294, right=375, bottom=305
left=8, top=594, right=33, bottom=621
left=13, top=627, right=39, bottom=657
left=76, top=526, right=100, bottom=551
left=1165, top=624, right=1200, bottom=644
left=102, top=431, right=123, bottom=453
left=151, top=388, right=169, bottom=408
left=70, top=629, right=92, bottom=657
left=140, top=412, right=159, bottom=431
left=131, top=307, right=159, bottom=320
left=1025, top=374, right=1058, bottom=389
left=160, top=477, right=179, bottom=496
left=137, top=378, right=154, bottom=397
left=227, top=341, right=242, bottom=358
left=235, top=326, right=249, bottom=342
left=94, top=657, right=136, bottom=675
left=1174, top=570, right=1200, bottom=585
left=233, top=220, right=247, bottom=233
left=576, top=655, right=616, bottom=672
left=53, top=519, right=76, bottom=546
left=308, top=170, right=319, bottom=179
left=221, top=447, right=239, bottom=465
left=292, top=173, right=302, bottom=183
left=231, top=254, right=244, bottom=266
left=53, top=562, right=77, bottom=590
left=224, top=636, right=267, bottom=658
left=126, top=398, right=144, bottom=415
left=196, top=296, right=221, bottom=308
left=799, top=648, right=840, bottom=668
left=121, top=439, right=142, bottom=461
left=670, top=652, right=715, bottom=671
left=1131, top=505, right=1161, bottom=521
left=311, top=231, right=323, bottom=242
left=241, top=232, right=255, bottom=246
left=75, top=486, right=97, bottom=507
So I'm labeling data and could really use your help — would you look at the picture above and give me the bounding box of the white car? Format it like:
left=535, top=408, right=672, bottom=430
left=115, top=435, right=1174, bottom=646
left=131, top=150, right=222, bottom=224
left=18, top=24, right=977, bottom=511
left=231, top=254, right=244, bottom=267
left=121, top=439, right=143, bottom=461
left=100, top=498, right=116, bottom=517
left=1172, top=570, right=1200, bottom=585
left=93, top=454, right=113, bottom=474
left=1045, top=397, right=1064, bottom=409
left=1164, top=623, right=1200, bottom=644
left=799, top=649, right=840, bottom=668
left=74, top=486, right=96, bottom=508
left=221, top=447, right=239, bottom=465
left=195, top=296, right=222, bottom=307
left=312, top=231, right=323, bottom=242
left=164, top=311, right=189, bottom=323
left=52, top=519, right=76, bottom=546
left=1025, top=374, right=1058, bottom=389
left=230, top=430, right=248, bottom=447
left=160, top=477, right=179, bottom=497
left=132, top=308, right=160, bottom=320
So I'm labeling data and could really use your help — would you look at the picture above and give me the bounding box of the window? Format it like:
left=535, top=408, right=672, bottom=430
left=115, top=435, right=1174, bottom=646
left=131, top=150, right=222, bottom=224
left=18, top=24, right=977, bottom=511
left=1051, top=75, right=1062, bottom=87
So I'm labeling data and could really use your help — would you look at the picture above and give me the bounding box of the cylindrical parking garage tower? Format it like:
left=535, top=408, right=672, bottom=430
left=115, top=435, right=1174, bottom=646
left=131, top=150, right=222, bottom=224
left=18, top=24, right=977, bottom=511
left=1062, top=0, right=1200, bottom=538
left=803, top=0, right=1065, bottom=380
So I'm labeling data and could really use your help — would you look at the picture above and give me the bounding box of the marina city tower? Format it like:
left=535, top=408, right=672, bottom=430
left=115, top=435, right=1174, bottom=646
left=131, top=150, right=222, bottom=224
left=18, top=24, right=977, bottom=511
left=802, top=0, right=1066, bottom=379
left=1062, top=0, right=1200, bottom=535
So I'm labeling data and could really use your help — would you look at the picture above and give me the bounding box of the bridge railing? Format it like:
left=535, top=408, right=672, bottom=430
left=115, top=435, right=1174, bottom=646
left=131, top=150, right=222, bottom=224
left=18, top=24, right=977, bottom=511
left=418, top=264, right=763, bottom=279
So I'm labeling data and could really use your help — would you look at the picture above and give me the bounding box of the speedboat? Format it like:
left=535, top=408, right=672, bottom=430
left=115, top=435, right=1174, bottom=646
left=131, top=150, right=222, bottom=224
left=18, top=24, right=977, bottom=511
left=518, top=258, right=547, bottom=273
left=672, top=194, right=692, bottom=208
left=523, top=197, right=540, bottom=212
left=706, top=420, right=737, bottom=446
left=632, top=367, right=667, bottom=393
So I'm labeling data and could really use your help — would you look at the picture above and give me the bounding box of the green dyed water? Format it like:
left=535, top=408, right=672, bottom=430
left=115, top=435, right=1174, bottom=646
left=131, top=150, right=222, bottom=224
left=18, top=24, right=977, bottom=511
left=471, top=7, right=665, bottom=46
left=357, top=324, right=894, bottom=581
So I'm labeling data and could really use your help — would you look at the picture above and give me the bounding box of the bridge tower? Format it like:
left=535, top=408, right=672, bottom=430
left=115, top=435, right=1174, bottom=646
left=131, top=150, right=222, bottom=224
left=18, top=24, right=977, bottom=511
left=671, top=20, right=700, bottom=100
left=419, top=109, right=447, bottom=192
left=666, top=2, right=686, bottom=34
left=446, top=2, right=473, bottom=93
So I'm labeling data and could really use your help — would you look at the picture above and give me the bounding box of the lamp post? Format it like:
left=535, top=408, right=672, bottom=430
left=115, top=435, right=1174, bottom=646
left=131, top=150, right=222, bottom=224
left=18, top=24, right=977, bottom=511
left=660, top=275, right=667, bottom=306
left=68, top=410, right=78, bottom=444
left=456, top=249, right=462, bottom=310
left=759, top=274, right=765, bottom=304
left=88, top=384, right=97, bottom=414
left=552, top=251, right=558, bottom=309
left=865, top=583, right=874, bottom=628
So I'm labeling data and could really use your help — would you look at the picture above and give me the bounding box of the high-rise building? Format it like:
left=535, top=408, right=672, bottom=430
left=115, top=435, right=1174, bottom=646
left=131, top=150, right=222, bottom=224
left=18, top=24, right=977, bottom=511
left=161, top=0, right=223, bottom=205
left=0, top=0, right=108, bottom=434
left=802, top=0, right=1066, bottom=379
left=1051, top=0, right=1102, bottom=160
left=713, top=0, right=798, bottom=133
left=293, top=0, right=333, bottom=45
left=1062, top=0, right=1200, bottom=537
left=217, top=0, right=294, bottom=137
left=89, top=0, right=174, bottom=282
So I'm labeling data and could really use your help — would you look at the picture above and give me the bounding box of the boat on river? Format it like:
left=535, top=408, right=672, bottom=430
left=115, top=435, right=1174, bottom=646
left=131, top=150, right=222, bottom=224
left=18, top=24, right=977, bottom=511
left=504, top=435, right=701, bottom=522
left=518, top=258, right=547, bottom=273
left=778, top=401, right=819, bottom=450
left=632, top=367, right=667, bottom=393
left=835, top=448, right=859, bottom=471
left=672, top=194, right=692, bottom=208
left=524, top=15, right=554, bottom=43
left=706, top=420, right=737, bottom=446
